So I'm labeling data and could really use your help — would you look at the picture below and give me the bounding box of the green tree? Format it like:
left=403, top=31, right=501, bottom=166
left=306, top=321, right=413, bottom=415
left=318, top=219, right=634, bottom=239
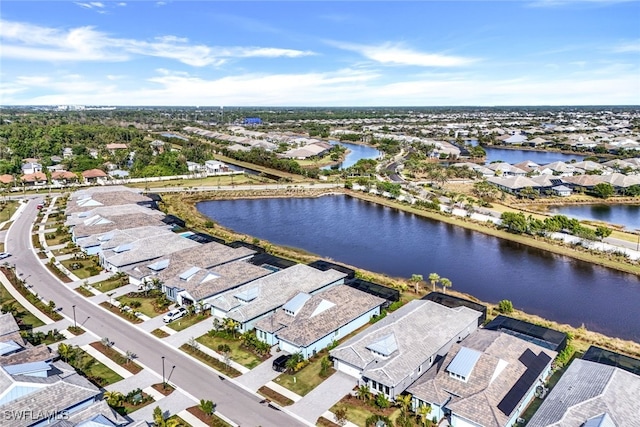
left=410, top=274, right=424, bottom=294
left=356, top=385, right=372, bottom=401
left=57, top=343, right=74, bottom=363
left=497, top=299, right=514, bottom=314
left=595, top=226, right=612, bottom=240
left=428, top=273, right=440, bottom=292
left=104, top=391, right=125, bottom=408
left=593, top=182, right=615, bottom=199
left=416, top=403, right=432, bottom=427
left=198, top=399, right=216, bottom=415
left=500, top=212, right=528, bottom=234
left=440, top=277, right=452, bottom=294
left=375, top=393, right=391, bottom=409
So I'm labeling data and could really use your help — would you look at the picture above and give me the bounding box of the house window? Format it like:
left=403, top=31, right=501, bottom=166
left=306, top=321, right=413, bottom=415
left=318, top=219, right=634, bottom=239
left=418, top=365, right=422, bottom=373
left=385, top=386, right=390, bottom=395
left=378, top=383, right=383, bottom=392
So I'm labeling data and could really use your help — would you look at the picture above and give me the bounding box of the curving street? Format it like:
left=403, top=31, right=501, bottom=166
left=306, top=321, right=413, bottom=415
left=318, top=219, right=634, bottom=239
left=5, top=197, right=307, bottom=427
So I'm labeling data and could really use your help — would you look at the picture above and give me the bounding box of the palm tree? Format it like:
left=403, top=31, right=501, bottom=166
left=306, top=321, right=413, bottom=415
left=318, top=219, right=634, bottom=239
left=440, top=277, right=452, bottom=294
left=356, top=385, right=372, bottom=402
left=416, top=403, right=432, bottom=427
left=395, top=393, right=412, bottom=416
left=428, top=273, right=440, bottom=292
left=104, top=390, right=125, bottom=408
left=57, top=343, right=74, bottom=363
left=223, top=318, right=239, bottom=338
left=410, top=274, right=423, bottom=294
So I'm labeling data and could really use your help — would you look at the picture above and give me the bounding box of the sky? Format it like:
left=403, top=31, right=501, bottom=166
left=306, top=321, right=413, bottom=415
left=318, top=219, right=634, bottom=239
left=0, top=0, right=639, bottom=106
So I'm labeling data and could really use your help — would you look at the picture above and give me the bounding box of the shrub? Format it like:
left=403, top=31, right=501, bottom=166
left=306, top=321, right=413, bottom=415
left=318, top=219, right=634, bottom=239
left=497, top=299, right=514, bottom=314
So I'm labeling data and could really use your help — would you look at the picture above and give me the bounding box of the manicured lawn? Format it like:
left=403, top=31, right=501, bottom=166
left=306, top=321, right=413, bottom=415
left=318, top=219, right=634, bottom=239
left=0, top=201, right=18, bottom=223
left=99, top=301, right=143, bottom=324
left=196, top=333, right=264, bottom=369
left=166, top=415, right=192, bottom=427
left=71, top=348, right=124, bottom=386
left=0, top=282, right=45, bottom=329
left=75, top=286, right=94, bottom=297
left=45, top=233, right=69, bottom=246
left=179, top=343, right=242, bottom=378
left=330, top=395, right=401, bottom=427
left=127, top=174, right=256, bottom=189
left=273, top=353, right=335, bottom=396
left=116, top=294, right=166, bottom=318
left=60, top=259, right=100, bottom=279
left=167, top=313, right=210, bottom=332
left=92, top=277, right=127, bottom=293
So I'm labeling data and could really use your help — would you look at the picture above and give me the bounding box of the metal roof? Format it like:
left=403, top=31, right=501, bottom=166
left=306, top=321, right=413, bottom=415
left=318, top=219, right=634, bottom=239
left=235, top=287, right=259, bottom=302
left=113, top=243, right=132, bottom=253
left=0, top=340, right=22, bottom=356
left=98, top=232, right=114, bottom=242
left=4, top=361, right=51, bottom=376
left=583, top=413, right=617, bottom=427
left=366, top=333, right=398, bottom=357
left=147, top=259, right=170, bottom=271
left=447, top=346, right=482, bottom=379
left=179, top=266, right=201, bottom=281
left=283, top=292, right=311, bottom=315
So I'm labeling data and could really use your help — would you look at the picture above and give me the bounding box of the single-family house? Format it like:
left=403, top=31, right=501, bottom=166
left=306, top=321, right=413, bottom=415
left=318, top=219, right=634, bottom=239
left=21, top=162, right=42, bottom=175
left=81, top=169, right=108, bottom=184
left=99, top=229, right=200, bottom=272
left=205, top=160, right=228, bottom=174
left=486, top=163, right=527, bottom=177
left=502, top=134, right=528, bottom=145
left=330, top=300, right=482, bottom=399
left=527, top=358, right=640, bottom=426
left=21, top=172, right=48, bottom=186
left=408, top=329, right=557, bottom=427
left=51, top=170, right=78, bottom=185
left=255, top=285, right=384, bottom=359
left=0, top=174, right=15, bottom=186
left=552, top=185, right=572, bottom=197
left=486, top=175, right=540, bottom=195
left=209, top=264, right=347, bottom=334
left=105, top=143, right=128, bottom=154
left=65, top=187, right=156, bottom=214
left=187, top=161, right=204, bottom=172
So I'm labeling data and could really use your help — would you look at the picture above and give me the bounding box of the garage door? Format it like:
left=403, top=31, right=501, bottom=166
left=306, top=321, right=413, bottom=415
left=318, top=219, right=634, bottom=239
left=335, top=360, right=362, bottom=378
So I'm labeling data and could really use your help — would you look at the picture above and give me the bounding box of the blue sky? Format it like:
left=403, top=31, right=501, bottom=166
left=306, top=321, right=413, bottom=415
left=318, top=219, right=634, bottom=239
left=1, top=1, right=639, bottom=106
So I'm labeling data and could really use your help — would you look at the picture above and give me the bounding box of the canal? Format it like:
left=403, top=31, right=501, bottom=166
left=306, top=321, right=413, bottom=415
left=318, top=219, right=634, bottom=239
left=197, top=195, right=640, bottom=342
left=548, top=204, right=640, bottom=230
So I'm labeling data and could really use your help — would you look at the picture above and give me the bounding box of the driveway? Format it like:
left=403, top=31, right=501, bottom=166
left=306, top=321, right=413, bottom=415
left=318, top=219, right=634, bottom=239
left=235, top=353, right=281, bottom=392
left=289, top=371, right=357, bottom=423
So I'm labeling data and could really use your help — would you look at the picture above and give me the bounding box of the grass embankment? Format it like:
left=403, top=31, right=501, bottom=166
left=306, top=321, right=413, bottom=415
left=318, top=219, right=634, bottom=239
left=213, top=153, right=308, bottom=182
left=159, top=189, right=640, bottom=360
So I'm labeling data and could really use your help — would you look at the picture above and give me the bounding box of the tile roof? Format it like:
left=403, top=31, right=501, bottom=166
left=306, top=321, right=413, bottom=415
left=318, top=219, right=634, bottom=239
left=256, top=285, right=384, bottom=347
left=102, top=231, right=200, bottom=268
left=0, top=313, right=20, bottom=337
left=81, top=169, right=108, bottom=178
left=330, top=300, right=482, bottom=387
left=211, top=264, right=346, bottom=323
left=408, top=330, right=556, bottom=427
left=527, top=359, right=640, bottom=427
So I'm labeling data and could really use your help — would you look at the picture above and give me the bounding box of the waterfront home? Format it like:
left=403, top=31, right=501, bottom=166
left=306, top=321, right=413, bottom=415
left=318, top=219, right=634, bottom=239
left=124, top=242, right=270, bottom=305
left=486, top=175, right=540, bottom=195
left=254, top=285, right=384, bottom=359
left=527, top=358, right=640, bottom=426
left=209, top=264, right=347, bottom=333
left=408, top=329, right=556, bottom=427
left=66, top=186, right=156, bottom=214
left=99, top=228, right=199, bottom=272
left=486, top=163, right=527, bottom=177
left=205, top=159, right=228, bottom=174
left=552, top=185, right=572, bottom=197
left=70, top=212, right=167, bottom=249
left=330, top=300, right=481, bottom=399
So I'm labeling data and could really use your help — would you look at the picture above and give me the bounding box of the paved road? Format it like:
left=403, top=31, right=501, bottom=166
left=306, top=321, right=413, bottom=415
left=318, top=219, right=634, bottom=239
left=5, top=198, right=307, bottom=427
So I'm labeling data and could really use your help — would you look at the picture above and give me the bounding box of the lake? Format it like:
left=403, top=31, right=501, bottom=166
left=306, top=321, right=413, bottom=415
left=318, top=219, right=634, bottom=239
left=484, top=146, right=585, bottom=165
left=548, top=204, right=640, bottom=230
left=323, top=141, right=382, bottom=170
left=197, top=195, right=640, bottom=342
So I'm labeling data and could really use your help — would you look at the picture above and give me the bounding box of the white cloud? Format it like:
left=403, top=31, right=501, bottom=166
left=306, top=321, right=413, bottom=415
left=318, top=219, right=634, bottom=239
left=613, top=41, right=640, bottom=53
left=0, top=20, right=315, bottom=66
left=331, top=41, right=477, bottom=67
left=4, top=66, right=637, bottom=106
left=117, top=2, right=126, bottom=6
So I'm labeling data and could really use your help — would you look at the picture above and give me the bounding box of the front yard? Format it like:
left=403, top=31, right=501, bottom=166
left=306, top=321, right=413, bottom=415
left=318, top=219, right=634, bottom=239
left=196, top=333, right=267, bottom=369
left=330, top=395, right=403, bottom=427
left=60, top=258, right=102, bottom=279
left=167, top=312, right=211, bottom=332
left=116, top=290, right=170, bottom=318
left=92, top=276, right=128, bottom=293
left=273, top=351, right=335, bottom=396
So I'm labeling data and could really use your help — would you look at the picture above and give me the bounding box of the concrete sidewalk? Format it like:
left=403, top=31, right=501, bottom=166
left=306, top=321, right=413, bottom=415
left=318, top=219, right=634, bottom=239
left=0, top=270, right=55, bottom=325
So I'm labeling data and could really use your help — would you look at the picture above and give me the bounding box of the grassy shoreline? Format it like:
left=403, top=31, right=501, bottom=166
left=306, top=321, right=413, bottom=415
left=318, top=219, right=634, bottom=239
left=159, top=188, right=640, bottom=358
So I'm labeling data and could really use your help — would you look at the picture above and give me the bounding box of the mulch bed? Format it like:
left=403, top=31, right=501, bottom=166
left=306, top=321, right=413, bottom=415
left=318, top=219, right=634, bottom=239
left=317, top=417, right=341, bottom=427
left=151, top=382, right=175, bottom=396
left=66, top=326, right=85, bottom=336
left=99, top=301, right=143, bottom=324
left=257, top=386, right=294, bottom=406
left=151, top=328, right=170, bottom=338
left=90, top=341, right=143, bottom=374
left=74, top=286, right=94, bottom=297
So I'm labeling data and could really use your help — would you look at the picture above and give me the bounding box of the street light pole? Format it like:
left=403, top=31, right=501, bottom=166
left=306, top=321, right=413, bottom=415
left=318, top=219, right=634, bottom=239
left=72, top=305, right=76, bottom=328
left=162, top=356, right=165, bottom=387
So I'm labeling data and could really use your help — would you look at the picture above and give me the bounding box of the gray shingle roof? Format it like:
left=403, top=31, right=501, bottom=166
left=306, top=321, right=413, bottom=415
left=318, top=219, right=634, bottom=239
left=257, top=285, right=384, bottom=347
left=211, top=264, right=346, bottom=324
left=408, top=330, right=557, bottom=427
left=0, top=313, right=20, bottom=337
left=330, top=300, right=481, bottom=387
left=527, top=359, right=640, bottom=427
left=102, top=231, right=200, bottom=268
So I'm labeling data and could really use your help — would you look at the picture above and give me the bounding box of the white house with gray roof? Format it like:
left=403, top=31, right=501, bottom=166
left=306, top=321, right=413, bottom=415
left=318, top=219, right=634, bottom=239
left=330, top=300, right=481, bottom=399
left=254, top=285, right=384, bottom=359
left=209, top=264, right=347, bottom=333
left=408, top=329, right=556, bottom=427
left=527, top=358, right=640, bottom=427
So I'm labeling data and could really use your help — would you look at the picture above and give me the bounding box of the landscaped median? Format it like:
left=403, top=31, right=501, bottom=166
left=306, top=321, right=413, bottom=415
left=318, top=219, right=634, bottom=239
left=90, top=341, right=143, bottom=374
left=0, top=265, right=63, bottom=321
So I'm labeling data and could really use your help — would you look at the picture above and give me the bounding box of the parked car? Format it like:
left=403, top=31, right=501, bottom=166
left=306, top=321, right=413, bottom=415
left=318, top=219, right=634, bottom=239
left=36, top=203, right=44, bottom=210
left=162, top=307, right=187, bottom=323
left=272, top=354, right=292, bottom=372
left=0, top=252, right=11, bottom=260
